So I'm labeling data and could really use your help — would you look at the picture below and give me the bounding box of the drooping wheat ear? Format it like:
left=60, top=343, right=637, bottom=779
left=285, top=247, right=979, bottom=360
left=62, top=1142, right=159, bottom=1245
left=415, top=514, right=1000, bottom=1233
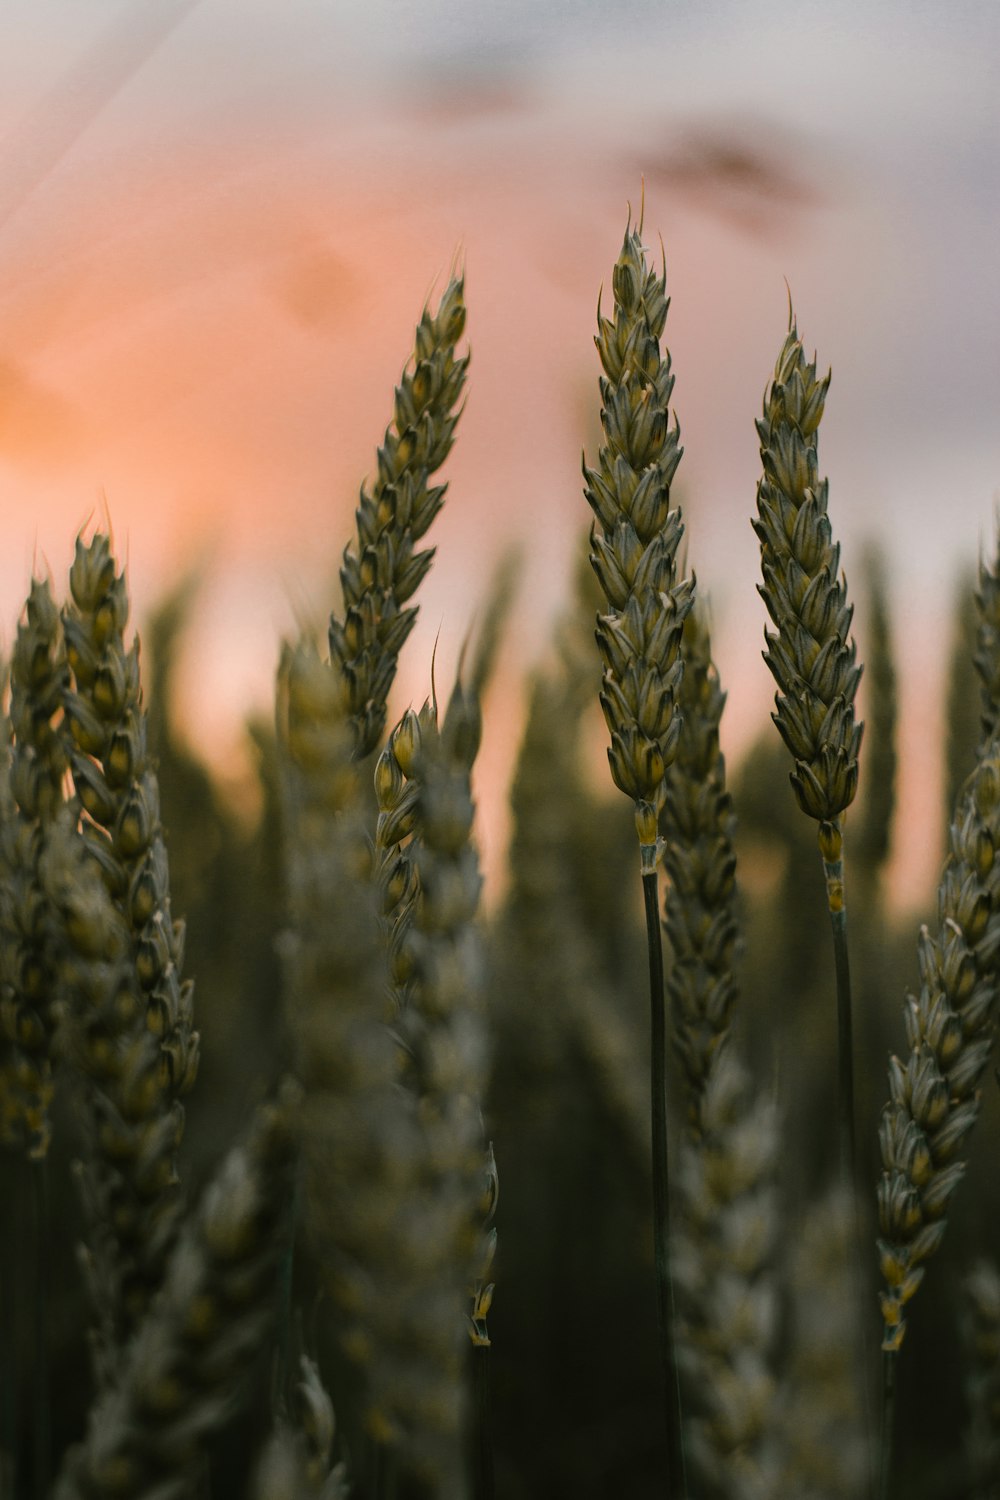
left=252, top=1355, right=349, bottom=1500
left=61, top=533, right=199, bottom=1099
left=877, top=737, right=1000, bottom=1356
left=39, top=812, right=184, bottom=1386
left=661, top=606, right=740, bottom=1135
left=753, top=316, right=863, bottom=845
left=55, top=1089, right=295, bottom=1500
left=0, top=581, right=69, bottom=1159
left=778, top=1187, right=871, bottom=1499
left=961, top=1259, right=1000, bottom=1499
left=584, top=222, right=692, bottom=857
left=673, top=1052, right=780, bottom=1500
left=330, top=274, right=468, bottom=759
left=975, top=522, right=1000, bottom=749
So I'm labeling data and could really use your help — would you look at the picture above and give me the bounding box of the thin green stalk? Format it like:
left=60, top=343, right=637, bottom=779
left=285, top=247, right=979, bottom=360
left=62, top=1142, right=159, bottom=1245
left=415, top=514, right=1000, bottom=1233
left=820, top=825, right=856, bottom=1188
left=29, top=1161, right=50, bottom=1500
left=822, top=822, right=877, bottom=1496
left=473, top=1343, right=495, bottom=1500
left=642, top=866, right=685, bottom=1500
left=879, top=1349, right=897, bottom=1500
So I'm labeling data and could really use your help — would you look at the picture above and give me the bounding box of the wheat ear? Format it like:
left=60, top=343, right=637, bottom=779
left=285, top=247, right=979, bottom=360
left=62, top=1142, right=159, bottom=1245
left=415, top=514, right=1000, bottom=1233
left=661, top=606, right=739, bottom=1135
left=278, top=638, right=422, bottom=1447
left=55, top=1091, right=295, bottom=1500
left=877, top=736, right=1000, bottom=1492
left=330, top=275, right=468, bottom=759
left=673, top=1053, right=780, bottom=1500
left=61, top=533, right=199, bottom=1100
left=584, top=216, right=692, bottom=1494
left=0, top=581, right=70, bottom=1159
left=39, top=812, right=183, bottom=1388
left=753, top=313, right=863, bottom=1186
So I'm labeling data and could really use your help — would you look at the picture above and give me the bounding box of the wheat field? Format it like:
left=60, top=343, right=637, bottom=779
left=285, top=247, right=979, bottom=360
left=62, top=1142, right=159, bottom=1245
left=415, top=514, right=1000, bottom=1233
left=1, top=216, right=999, bottom=1500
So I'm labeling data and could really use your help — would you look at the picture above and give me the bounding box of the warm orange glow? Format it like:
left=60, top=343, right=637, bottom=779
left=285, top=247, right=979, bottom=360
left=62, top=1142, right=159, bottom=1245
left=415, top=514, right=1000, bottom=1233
left=2, top=12, right=996, bottom=917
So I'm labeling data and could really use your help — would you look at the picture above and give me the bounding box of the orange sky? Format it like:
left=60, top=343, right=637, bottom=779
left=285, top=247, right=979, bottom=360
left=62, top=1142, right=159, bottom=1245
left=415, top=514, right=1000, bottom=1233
left=1, top=2, right=998, bottom=914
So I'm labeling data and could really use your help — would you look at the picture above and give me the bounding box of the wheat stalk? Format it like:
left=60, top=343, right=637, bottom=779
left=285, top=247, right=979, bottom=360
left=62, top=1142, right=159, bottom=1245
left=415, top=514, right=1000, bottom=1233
left=753, top=312, right=863, bottom=1193
left=584, top=214, right=692, bottom=1494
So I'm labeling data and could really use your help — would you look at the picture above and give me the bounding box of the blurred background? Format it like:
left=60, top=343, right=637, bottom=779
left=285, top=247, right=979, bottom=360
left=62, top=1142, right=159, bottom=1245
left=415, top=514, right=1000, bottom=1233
left=1, top=0, right=998, bottom=911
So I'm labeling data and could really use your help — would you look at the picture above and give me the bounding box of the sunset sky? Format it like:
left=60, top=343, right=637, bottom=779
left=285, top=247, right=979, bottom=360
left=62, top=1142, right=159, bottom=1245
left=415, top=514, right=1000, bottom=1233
left=1, top=0, right=998, bottom=909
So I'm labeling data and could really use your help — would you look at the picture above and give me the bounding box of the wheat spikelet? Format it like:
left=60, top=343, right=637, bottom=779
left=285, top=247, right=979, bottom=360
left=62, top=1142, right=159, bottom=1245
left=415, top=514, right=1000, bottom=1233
left=661, top=606, right=739, bottom=1132
left=61, top=533, right=198, bottom=1099
left=753, top=316, right=862, bottom=850
left=330, top=275, right=468, bottom=758
left=877, top=737, right=1000, bottom=1353
left=55, top=1092, right=295, bottom=1500
left=583, top=220, right=693, bottom=856
left=0, top=580, right=69, bottom=1158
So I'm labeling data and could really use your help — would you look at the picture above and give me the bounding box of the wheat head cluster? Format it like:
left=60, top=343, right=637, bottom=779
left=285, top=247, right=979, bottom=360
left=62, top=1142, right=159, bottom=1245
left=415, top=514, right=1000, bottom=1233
left=1, top=211, right=999, bottom=1500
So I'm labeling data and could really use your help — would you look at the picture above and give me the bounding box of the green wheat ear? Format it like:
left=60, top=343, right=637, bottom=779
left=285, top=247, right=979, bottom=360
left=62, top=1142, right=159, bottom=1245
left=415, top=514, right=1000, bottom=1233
left=753, top=315, right=862, bottom=845
left=0, top=579, right=69, bottom=1159
left=330, top=274, right=468, bottom=760
left=583, top=222, right=693, bottom=857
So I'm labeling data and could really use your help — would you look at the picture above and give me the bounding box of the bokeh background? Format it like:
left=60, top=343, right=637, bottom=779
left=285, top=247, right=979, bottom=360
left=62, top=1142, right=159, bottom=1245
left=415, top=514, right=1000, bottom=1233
left=1, top=0, right=998, bottom=911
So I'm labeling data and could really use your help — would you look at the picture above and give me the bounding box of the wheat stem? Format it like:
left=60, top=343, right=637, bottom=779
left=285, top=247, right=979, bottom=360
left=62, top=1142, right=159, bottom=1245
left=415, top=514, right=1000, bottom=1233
left=878, top=1349, right=897, bottom=1500
left=820, top=826, right=857, bottom=1186
left=472, top=1342, right=495, bottom=1500
left=643, top=868, right=686, bottom=1498
left=29, top=1161, right=50, bottom=1500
